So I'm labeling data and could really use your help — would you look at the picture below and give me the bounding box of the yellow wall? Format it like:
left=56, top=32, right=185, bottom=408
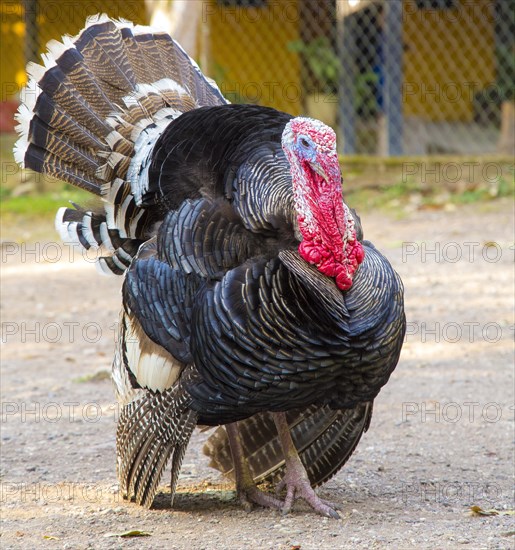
left=1, top=2, right=25, bottom=101
left=2, top=0, right=497, bottom=122
left=204, top=0, right=301, bottom=115
left=1, top=0, right=148, bottom=102
left=403, top=0, right=496, bottom=122
left=2, top=0, right=301, bottom=114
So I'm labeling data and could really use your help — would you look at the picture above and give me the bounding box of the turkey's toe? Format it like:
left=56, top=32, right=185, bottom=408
left=276, top=476, right=340, bottom=519
left=236, top=485, right=284, bottom=512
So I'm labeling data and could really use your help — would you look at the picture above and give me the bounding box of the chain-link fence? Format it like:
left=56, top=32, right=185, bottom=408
left=1, top=0, right=514, bottom=156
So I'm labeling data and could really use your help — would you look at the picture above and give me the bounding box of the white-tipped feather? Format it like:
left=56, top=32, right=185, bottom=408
left=40, top=53, right=55, bottom=70
left=81, top=214, right=98, bottom=248
left=153, top=106, right=182, bottom=122
left=102, top=177, right=125, bottom=202
left=130, top=160, right=151, bottom=207
left=102, top=178, right=125, bottom=234
left=124, top=313, right=183, bottom=392
left=26, top=61, right=45, bottom=81
left=20, top=78, right=40, bottom=112
left=117, top=247, right=134, bottom=263
left=14, top=78, right=41, bottom=166
left=104, top=202, right=116, bottom=229
left=116, top=195, right=136, bottom=238
left=40, top=36, right=75, bottom=70
left=96, top=257, right=114, bottom=276
left=128, top=209, right=146, bottom=236
left=112, top=314, right=143, bottom=406
left=128, top=109, right=181, bottom=206
left=130, top=118, right=154, bottom=142
left=106, top=113, right=131, bottom=130
left=55, top=208, right=96, bottom=251
left=110, top=253, right=128, bottom=272
left=85, top=14, right=133, bottom=31
left=153, top=79, right=187, bottom=94
left=13, top=135, right=28, bottom=167
left=135, top=79, right=188, bottom=98
left=65, top=222, right=81, bottom=247
left=99, top=222, right=115, bottom=252
left=15, top=14, right=228, bottom=280
left=105, top=130, right=129, bottom=150
left=55, top=207, right=71, bottom=242
left=172, top=38, right=225, bottom=100
left=132, top=24, right=159, bottom=36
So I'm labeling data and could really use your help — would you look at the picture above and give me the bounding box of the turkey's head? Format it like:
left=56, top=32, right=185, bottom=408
left=281, top=117, right=364, bottom=290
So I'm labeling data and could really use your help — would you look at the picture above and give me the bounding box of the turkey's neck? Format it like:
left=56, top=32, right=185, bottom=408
left=289, top=157, right=364, bottom=290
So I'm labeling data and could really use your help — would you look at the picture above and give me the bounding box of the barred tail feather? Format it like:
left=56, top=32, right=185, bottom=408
left=14, top=14, right=227, bottom=275
left=116, top=384, right=198, bottom=508
left=55, top=205, right=144, bottom=274
left=55, top=206, right=114, bottom=250
left=203, top=402, right=373, bottom=488
left=294, top=402, right=373, bottom=487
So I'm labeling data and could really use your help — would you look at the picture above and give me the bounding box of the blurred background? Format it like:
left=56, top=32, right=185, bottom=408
left=0, top=0, right=513, bottom=239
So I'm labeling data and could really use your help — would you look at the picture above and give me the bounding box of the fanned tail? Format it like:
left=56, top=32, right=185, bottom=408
left=117, top=381, right=198, bottom=508
left=203, top=402, right=373, bottom=488
left=14, top=14, right=227, bottom=274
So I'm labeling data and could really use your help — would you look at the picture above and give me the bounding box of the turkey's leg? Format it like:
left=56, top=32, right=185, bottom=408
left=273, top=412, right=340, bottom=519
left=225, top=422, right=283, bottom=511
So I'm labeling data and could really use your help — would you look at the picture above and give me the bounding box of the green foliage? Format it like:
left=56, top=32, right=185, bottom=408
left=1, top=187, right=94, bottom=242
left=288, top=37, right=339, bottom=92
left=0, top=188, right=91, bottom=217
left=354, top=72, right=380, bottom=119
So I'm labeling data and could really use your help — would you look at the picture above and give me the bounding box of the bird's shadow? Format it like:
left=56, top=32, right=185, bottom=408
left=150, top=487, right=245, bottom=514
left=148, top=484, right=350, bottom=517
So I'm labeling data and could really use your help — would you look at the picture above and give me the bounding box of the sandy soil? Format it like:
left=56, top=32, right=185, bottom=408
left=1, top=198, right=514, bottom=549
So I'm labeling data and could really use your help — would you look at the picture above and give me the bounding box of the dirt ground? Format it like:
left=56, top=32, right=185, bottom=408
left=1, top=198, right=514, bottom=549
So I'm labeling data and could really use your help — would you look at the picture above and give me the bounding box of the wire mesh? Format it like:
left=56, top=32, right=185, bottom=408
left=1, top=0, right=513, bottom=156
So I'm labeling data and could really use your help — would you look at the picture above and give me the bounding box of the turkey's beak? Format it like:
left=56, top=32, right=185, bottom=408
left=309, top=161, right=329, bottom=182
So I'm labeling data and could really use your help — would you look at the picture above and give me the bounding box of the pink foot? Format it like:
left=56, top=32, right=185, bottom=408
left=225, top=422, right=286, bottom=513
left=275, top=463, right=341, bottom=519
left=271, top=412, right=341, bottom=518
left=236, top=484, right=284, bottom=513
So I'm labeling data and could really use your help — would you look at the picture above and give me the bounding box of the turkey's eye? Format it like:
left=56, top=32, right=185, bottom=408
left=300, top=137, right=310, bottom=149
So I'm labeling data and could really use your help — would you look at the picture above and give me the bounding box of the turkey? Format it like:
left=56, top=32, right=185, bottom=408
left=14, top=15, right=405, bottom=518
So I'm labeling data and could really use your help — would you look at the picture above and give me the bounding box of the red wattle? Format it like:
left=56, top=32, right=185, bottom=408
left=298, top=238, right=364, bottom=291
left=299, top=240, right=323, bottom=264
left=282, top=117, right=365, bottom=291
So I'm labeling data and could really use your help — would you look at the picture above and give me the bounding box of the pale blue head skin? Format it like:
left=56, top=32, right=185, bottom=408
left=282, top=116, right=339, bottom=190
left=282, top=116, right=336, bottom=154
left=281, top=117, right=337, bottom=179
left=292, top=133, right=318, bottom=163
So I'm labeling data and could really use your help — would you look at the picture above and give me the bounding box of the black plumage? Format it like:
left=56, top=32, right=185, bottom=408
left=15, top=16, right=405, bottom=515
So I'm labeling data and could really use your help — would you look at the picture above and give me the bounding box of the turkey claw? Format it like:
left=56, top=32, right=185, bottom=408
left=276, top=475, right=341, bottom=519
left=236, top=485, right=284, bottom=512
